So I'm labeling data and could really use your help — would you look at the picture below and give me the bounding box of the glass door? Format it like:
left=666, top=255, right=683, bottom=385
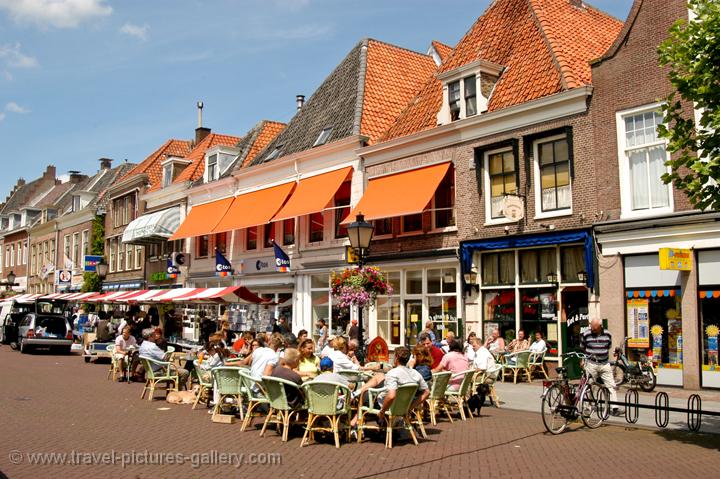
left=404, top=300, right=423, bottom=347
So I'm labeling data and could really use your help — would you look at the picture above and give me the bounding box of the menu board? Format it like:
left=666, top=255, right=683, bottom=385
left=627, top=298, right=650, bottom=348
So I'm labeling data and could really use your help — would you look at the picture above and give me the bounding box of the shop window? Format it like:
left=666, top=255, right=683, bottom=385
left=433, top=168, right=455, bottom=229
left=402, top=214, right=423, bottom=234
left=519, top=248, right=556, bottom=284
left=264, top=222, right=276, bottom=248
left=481, top=252, right=515, bottom=285
left=376, top=295, right=401, bottom=345
left=483, top=290, right=515, bottom=342
left=246, top=227, right=257, bottom=251
left=374, top=218, right=392, bottom=236
left=535, top=136, right=571, bottom=214
left=215, top=232, right=227, bottom=254
left=519, top=288, right=558, bottom=348
left=283, top=218, right=295, bottom=246
left=625, top=290, right=682, bottom=370
left=428, top=296, right=458, bottom=342
left=427, top=268, right=457, bottom=294
left=485, top=148, right=517, bottom=220
left=561, top=245, right=585, bottom=282
left=197, top=235, right=209, bottom=257
left=311, top=274, right=329, bottom=289
left=308, top=212, right=324, bottom=243
left=406, top=270, right=423, bottom=295
left=700, top=291, right=720, bottom=386
left=334, top=181, right=351, bottom=239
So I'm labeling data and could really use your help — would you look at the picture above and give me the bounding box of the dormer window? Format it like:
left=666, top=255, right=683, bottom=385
left=72, top=195, right=81, bottom=212
left=265, top=146, right=283, bottom=162
left=206, top=154, right=218, bottom=182
left=204, top=146, right=240, bottom=183
left=437, top=59, right=503, bottom=125
left=162, top=163, right=173, bottom=187
left=161, top=156, right=191, bottom=187
left=313, top=127, right=333, bottom=147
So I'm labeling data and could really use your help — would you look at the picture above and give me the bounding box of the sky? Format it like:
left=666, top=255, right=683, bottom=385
left=0, top=0, right=632, bottom=196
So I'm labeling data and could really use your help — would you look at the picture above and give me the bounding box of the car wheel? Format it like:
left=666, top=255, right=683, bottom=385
left=10, top=341, right=18, bottom=350
left=84, top=356, right=91, bottom=363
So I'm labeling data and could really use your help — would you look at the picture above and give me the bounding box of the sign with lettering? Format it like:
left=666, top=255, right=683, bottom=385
left=659, top=248, right=692, bottom=271
left=83, top=255, right=103, bottom=272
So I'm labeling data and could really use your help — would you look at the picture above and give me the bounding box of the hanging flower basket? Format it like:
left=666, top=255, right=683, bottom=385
left=331, top=266, right=393, bottom=309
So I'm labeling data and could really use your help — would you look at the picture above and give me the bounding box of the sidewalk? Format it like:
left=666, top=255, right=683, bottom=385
left=492, top=380, right=720, bottom=434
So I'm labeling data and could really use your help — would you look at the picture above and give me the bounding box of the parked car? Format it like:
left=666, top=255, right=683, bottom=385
left=17, top=314, right=73, bottom=354
left=0, top=298, right=34, bottom=349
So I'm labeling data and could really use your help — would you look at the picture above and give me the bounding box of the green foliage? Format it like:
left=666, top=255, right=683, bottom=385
left=657, top=0, right=720, bottom=210
left=81, top=214, right=105, bottom=293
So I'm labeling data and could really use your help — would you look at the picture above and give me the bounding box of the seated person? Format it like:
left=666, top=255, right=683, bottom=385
left=328, top=337, right=378, bottom=373
left=439, top=331, right=456, bottom=353
left=350, top=347, right=429, bottom=428
left=464, top=332, right=477, bottom=361
left=470, top=337, right=497, bottom=380
left=529, top=331, right=547, bottom=353
left=270, top=348, right=304, bottom=407
left=310, top=357, right=350, bottom=387
left=239, top=334, right=282, bottom=380
left=139, top=336, right=190, bottom=389
left=296, top=339, right=320, bottom=380
left=196, top=342, right=228, bottom=382
left=114, top=326, right=137, bottom=381
left=484, top=328, right=506, bottom=355
left=411, top=344, right=433, bottom=383
left=297, top=329, right=309, bottom=344
left=506, top=329, right=529, bottom=354
left=432, top=339, right=470, bottom=390
left=320, top=336, right=336, bottom=359
left=408, top=332, right=444, bottom=369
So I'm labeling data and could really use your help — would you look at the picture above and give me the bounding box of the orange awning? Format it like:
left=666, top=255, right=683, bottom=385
left=214, top=182, right=296, bottom=233
left=272, top=166, right=353, bottom=221
left=169, top=197, right=234, bottom=241
left=343, top=162, right=451, bottom=222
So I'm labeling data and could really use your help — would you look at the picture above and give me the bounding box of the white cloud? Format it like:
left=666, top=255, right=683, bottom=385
left=2, top=70, right=12, bottom=80
left=6, top=102, right=30, bottom=114
left=0, top=112, right=5, bottom=121
left=0, top=0, right=112, bottom=29
left=0, top=43, right=39, bottom=69
left=119, top=23, right=149, bottom=41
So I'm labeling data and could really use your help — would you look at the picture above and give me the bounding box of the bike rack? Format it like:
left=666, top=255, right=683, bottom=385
left=601, top=389, right=718, bottom=432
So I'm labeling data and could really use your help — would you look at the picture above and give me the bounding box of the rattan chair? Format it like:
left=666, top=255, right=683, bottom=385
left=191, top=361, right=214, bottom=410
left=501, top=351, right=532, bottom=383
left=238, top=370, right=269, bottom=432
left=357, top=384, right=422, bottom=448
left=106, top=344, right=121, bottom=381
left=445, top=369, right=476, bottom=420
left=211, top=366, right=244, bottom=419
left=426, top=371, right=453, bottom=425
left=300, top=380, right=352, bottom=448
left=261, top=375, right=307, bottom=442
left=139, top=356, right=179, bottom=401
left=528, top=348, right=549, bottom=379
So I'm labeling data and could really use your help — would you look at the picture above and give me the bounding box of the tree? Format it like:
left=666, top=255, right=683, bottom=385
left=657, top=0, right=720, bottom=210
left=81, top=214, right=105, bottom=293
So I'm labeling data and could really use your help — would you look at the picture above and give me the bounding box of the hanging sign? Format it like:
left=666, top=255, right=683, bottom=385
left=659, top=248, right=692, bottom=271
left=627, top=298, right=650, bottom=348
left=83, top=255, right=103, bottom=272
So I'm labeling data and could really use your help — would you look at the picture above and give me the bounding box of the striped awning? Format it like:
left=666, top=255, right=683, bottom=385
left=8, top=293, right=43, bottom=303
left=122, top=289, right=170, bottom=303
left=39, top=293, right=69, bottom=299
left=173, top=286, right=267, bottom=304
left=626, top=289, right=677, bottom=298
left=122, top=206, right=181, bottom=245
left=86, top=291, right=134, bottom=302
left=149, top=288, right=203, bottom=302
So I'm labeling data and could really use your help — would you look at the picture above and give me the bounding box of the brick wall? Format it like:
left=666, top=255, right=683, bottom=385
left=590, top=0, right=694, bottom=219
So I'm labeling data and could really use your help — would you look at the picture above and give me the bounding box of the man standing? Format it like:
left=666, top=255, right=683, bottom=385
left=580, top=318, right=621, bottom=416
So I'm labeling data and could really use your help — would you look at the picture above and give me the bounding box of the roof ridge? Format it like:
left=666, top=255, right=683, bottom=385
left=590, top=0, right=643, bottom=65
left=353, top=38, right=370, bottom=136
left=366, top=38, right=432, bottom=59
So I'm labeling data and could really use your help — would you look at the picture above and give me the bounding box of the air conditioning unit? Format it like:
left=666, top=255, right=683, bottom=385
left=171, top=251, right=191, bottom=268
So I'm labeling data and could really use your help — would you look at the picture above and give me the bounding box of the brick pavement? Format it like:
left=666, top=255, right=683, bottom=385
left=0, top=346, right=717, bottom=479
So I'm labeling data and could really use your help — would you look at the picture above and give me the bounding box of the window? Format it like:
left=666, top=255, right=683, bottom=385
left=30, top=245, right=36, bottom=275
left=334, top=181, right=351, bottom=239
left=117, top=240, right=124, bottom=272
left=49, top=240, right=55, bottom=265
left=82, top=230, right=89, bottom=257
left=206, top=154, right=218, bottom=182
left=485, top=148, right=517, bottom=220
left=402, top=214, right=423, bottom=234
left=108, top=239, right=115, bottom=273
left=481, top=252, right=515, bottom=285
left=72, top=232, right=80, bottom=266
left=448, top=80, right=461, bottom=121
left=519, top=248, right=556, bottom=284
left=375, top=218, right=393, bottom=236
left=265, top=146, right=283, bottom=162
left=535, top=136, right=571, bottom=214
left=246, top=227, right=257, bottom=251
left=308, top=212, right=323, bottom=243
left=197, top=235, right=209, bottom=257
left=112, top=194, right=137, bottom=227
left=63, top=235, right=70, bottom=264
left=17, top=241, right=22, bottom=265
left=433, top=168, right=455, bottom=228
left=464, top=75, right=477, bottom=117
left=23, top=241, right=27, bottom=265
left=618, top=106, right=672, bottom=216
left=162, top=163, right=173, bottom=187
left=125, top=243, right=133, bottom=270
left=375, top=272, right=401, bottom=345
left=283, top=218, right=295, bottom=246
left=264, top=223, right=275, bottom=248
left=72, top=195, right=81, bottom=212
left=313, top=127, right=333, bottom=147
left=9, top=245, right=14, bottom=267
left=135, top=245, right=143, bottom=269
left=215, top=232, right=227, bottom=253
left=561, top=246, right=585, bottom=283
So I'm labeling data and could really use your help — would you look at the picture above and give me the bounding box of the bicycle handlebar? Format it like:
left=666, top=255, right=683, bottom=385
left=562, top=351, right=602, bottom=362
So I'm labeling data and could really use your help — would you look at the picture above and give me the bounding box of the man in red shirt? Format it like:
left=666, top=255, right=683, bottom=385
left=418, top=332, right=444, bottom=369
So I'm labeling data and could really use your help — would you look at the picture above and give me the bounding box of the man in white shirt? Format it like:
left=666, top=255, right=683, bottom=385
left=114, top=326, right=137, bottom=380
left=470, top=337, right=497, bottom=377
left=241, top=335, right=282, bottom=379
left=529, top=331, right=547, bottom=353
left=328, top=337, right=379, bottom=373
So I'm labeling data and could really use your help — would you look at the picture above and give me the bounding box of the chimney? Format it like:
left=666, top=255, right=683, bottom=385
left=99, top=158, right=113, bottom=170
left=194, top=100, right=211, bottom=144
left=68, top=170, right=84, bottom=184
left=568, top=0, right=585, bottom=8
left=296, top=94, right=305, bottom=111
left=16, top=178, right=26, bottom=188
left=44, top=165, right=56, bottom=180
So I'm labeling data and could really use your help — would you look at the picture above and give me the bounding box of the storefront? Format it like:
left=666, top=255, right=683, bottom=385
left=698, top=249, right=720, bottom=389
left=460, top=230, right=596, bottom=361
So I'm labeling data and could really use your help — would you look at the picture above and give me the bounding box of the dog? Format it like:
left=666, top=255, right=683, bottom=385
left=166, top=385, right=200, bottom=405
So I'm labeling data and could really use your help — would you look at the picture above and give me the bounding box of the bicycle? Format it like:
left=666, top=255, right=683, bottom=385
left=541, top=352, right=611, bottom=434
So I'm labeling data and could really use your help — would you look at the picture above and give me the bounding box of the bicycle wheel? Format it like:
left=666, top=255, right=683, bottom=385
left=579, top=383, right=608, bottom=429
left=612, top=363, right=626, bottom=387
left=541, top=384, right=569, bottom=434
left=639, top=365, right=657, bottom=392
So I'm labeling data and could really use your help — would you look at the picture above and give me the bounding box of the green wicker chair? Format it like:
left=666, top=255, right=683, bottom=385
left=501, top=351, right=532, bottom=384
left=528, top=348, right=549, bottom=379
left=300, top=380, right=352, bottom=448
left=106, top=344, right=121, bottom=381
left=357, top=384, right=421, bottom=448
left=260, top=376, right=307, bottom=442
left=139, top=356, right=179, bottom=401
left=472, top=364, right=502, bottom=407
left=426, top=371, right=453, bottom=425
left=445, top=369, right=476, bottom=420
left=191, top=361, right=214, bottom=410
left=336, top=369, right=373, bottom=388
left=211, top=366, right=244, bottom=419
left=238, top=370, right=269, bottom=432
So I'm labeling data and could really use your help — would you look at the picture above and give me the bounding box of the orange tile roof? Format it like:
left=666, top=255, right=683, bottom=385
left=383, top=0, right=622, bottom=141
left=431, top=40, right=453, bottom=62
left=119, top=139, right=192, bottom=186
left=242, top=121, right=286, bottom=168
left=360, top=40, right=438, bottom=144
left=165, top=133, right=241, bottom=189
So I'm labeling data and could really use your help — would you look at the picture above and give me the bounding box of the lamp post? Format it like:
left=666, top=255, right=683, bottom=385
left=1, top=271, right=18, bottom=291
left=346, top=213, right=374, bottom=364
left=96, top=260, right=108, bottom=280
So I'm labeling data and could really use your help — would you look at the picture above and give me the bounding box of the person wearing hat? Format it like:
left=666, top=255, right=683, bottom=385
left=310, top=356, right=350, bottom=387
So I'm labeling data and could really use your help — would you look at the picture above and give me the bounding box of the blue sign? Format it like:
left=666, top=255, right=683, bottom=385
left=84, top=255, right=103, bottom=272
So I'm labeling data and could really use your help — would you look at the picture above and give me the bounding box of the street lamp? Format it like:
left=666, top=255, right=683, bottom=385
left=96, top=259, right=108, bottom=281
left=1, top=270, right=18, bottom=291
left=546, top=271, right=559, bottom=287
left=347, top=213, right=374, bottom=363
left=577, top=270, right=588, bottom=284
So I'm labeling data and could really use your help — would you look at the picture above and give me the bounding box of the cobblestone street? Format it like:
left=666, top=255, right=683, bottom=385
left=0, top=347, right=717, bottom=479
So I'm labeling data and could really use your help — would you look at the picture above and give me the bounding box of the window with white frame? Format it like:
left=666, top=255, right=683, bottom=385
left=433, top=167, right=456, bottom=229
left=206, top=154, right=218, bottom=182
left=17, top=241, right=22, bottom=265
left=484, top=147, right=518, bottom=222
left=10, top=244, right=14, bottom=267
left=49, top=239, right=55, bottom=265
left=72, top=232, right=80, bottom=266
left=135, top=245, right=142, bottom=269
left=437, top=60, right=502, bottom=125
left=618, top=106, right=672, bottom=216
left=23, top=241, right=27, bottom=265
left=82, top=230, right=89, bottom=257
left=533, top=135, right=572, bottom=216
left=125, top=243, right=133, bottom=270
left=30, top=245, right=36, bottom=275
left=117, top=239, right=124, bottom=272
left=162, top=163, right=174, bottom=187
left=108, top=239, right=115, bottom=273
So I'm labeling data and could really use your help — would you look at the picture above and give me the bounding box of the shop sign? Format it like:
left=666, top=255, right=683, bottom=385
left=246, top=257, right=275, bottom=274
left=346, top=246, right=359, bottom=265
left=57, top=269, right=72, bottom=284
left=502, top=194, right=524, bottom=221
left=627, top=298, right=650, bottom=348
left=83, top=255, right=103, bottom=272
left=659, top=248, right=692, bottom=271
left=150, top=271, right=170, bottom=282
